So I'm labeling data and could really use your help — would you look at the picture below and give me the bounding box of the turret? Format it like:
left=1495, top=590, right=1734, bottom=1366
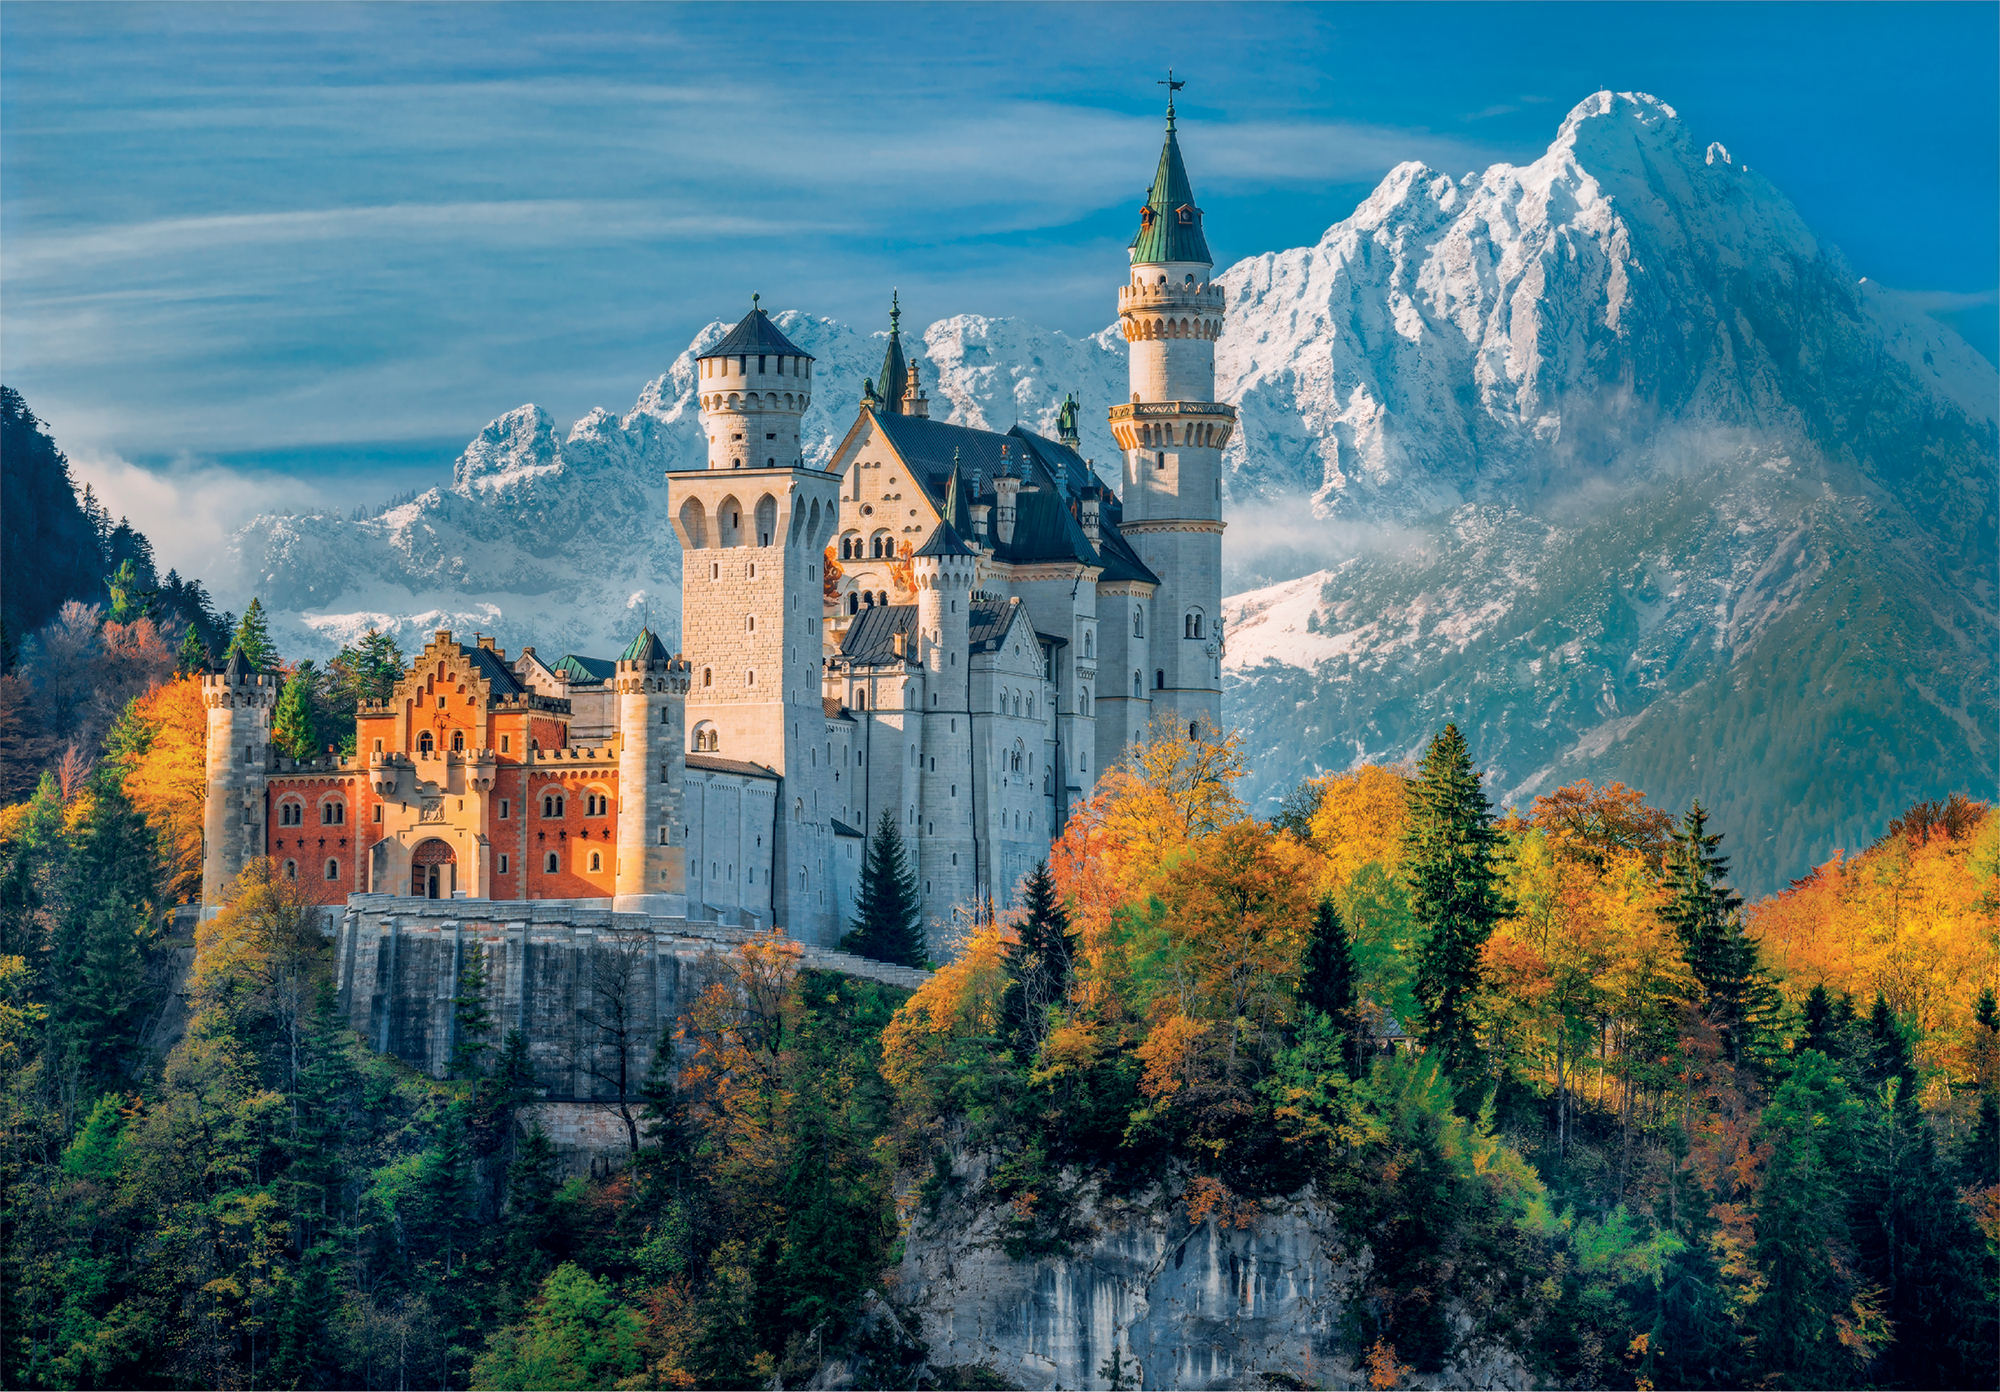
left=694, top=295, right=814, bottom=470
left=201, top=649, right=281, bottom=912
left=613, top=628, right=692, bottom=915
left=911, top=502, right=978, bottom=918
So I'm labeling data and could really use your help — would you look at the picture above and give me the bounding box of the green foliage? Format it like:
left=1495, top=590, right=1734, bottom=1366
left=841, top=808, right=925, bottom=966
left=1664, top=802, right=1775, bottom=1068
left=326, top=628, right=408, bottom=756
left=173, top=621, right=210, bottom=674
left=271, top=664, right=321, bottom=759
left=48, top=780, right=159, bottom=1084
left=224, top=596, right=278, bottom=670
left=450, top=944, right=496, bottom=1080
left=469, top=1263, right=643, bottom=1391
left=1269, top=775, right=1325, bottom=840
left=1298, top=896, right=1362, bottom=1077
left=1000, top=860, right=1075, bottom=1058
left=1404, top=723, right=1510, bottom=1077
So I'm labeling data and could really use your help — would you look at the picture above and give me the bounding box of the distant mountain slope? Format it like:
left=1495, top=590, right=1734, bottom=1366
left=230, top=90, right=1994, bottom=893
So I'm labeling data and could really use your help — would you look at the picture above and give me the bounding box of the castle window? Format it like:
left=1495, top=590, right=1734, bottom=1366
left=847, top=592, right=858, bottom=615
left=374, top=805, right=384, bottom=823
left=500, top=799, right=510, bottom=819
left=1155, top=669, right=1165, bottom=689
left=499, top=853, right=510, bottom=873
left=1084, top=631, right=1093, bottom=658
left=1177, top=205, right=1194, bottom=225
left=545, top=852, right=559, bottom=873
left=542, top=793, right=565, bottom=818
left=589, top=851, right=602, bottom=872
left=325, top=859, right=339, bottom=881
left=283, top=860, right=297, bottom=879
left=373, top=738, right=384, bottom=754
left=280, top=802, right=302, bottom=826
left=322, top=800, right=345, bottom=825
left=501, top=735, right=510, bottom=752
left=1134, top=607, right=1144, bottom=637
left=1156, top=452, right=1165, bottom=471
left=658, top=827, right=668, bottom=845
left=703, top=668, right=712, bottom=686
left=1185, top=610, right=1204, bottom=639
left=1190, top=721, right=1199, bottom=741
left=746, top=669, right=756, bottom=686
left=1134, top=671, right=1142, bottom=697
left=746, top=615, right=756, bottom=632
left=418, top=730, right=434, bottom=755
left=451, top=730, right=465, bottom=753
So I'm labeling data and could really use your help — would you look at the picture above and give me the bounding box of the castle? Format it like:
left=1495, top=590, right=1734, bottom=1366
left=201, top=97, right=1231, bottom=946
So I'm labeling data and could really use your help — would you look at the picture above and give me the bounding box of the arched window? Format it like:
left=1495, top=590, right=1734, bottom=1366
left=588, top=850, right=602, bottom=872
left=1134, top=671, right=1142, bottom=697
left=1134, top=606, right=1144, bottom=637
left=703, top=667, right=712, bottom=686
left=847, top=592, right=858, bottom=614
left=1190, top=722, right=1199, bottom=741
left=1185, top=610, right=1204, bottom=639
left=283, top=859, right=297, bottom=879
left=417, top=730, right=434, bottom=755
left=1083, top=630, right=1094, bottom=658
left=279, top=801, right=302, bottom=826
left=325, top=859, right=339, bottom=881
left=542, top=792, right=565, bottom=818
left=1156, top=451, right=1166, bottom=471
left=691, top=722, right=718, bottom=753
left=871, top=535, right=883, bottom=558
left=1155, top=669, right=1165, bottom=689
left=321, top=800, right=345, bottom=825
left=451, top=729, right=464, bottom=753
left=545, top=852, right=559, bottom=873
left=855, top=690, right=868, bottom=710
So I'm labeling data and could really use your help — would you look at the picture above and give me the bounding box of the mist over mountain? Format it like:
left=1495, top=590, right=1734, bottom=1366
left=230, top=90, right=1995, bottom=894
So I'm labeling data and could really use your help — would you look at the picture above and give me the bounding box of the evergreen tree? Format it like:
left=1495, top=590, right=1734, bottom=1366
left=173, top=622, right=210, bottom=675
left=1663, top=803, right=1771, bottom=1068
left=1000, top=860, right=1076, bottom=1058
left=1298, top=896, right=1362, bottom=1078
left=1964, top=1092, right=2000, bottom=1187
left=840, top=809, right=924, bottom=966
left=224, top=596, right=277, bottom=670
left=104, top=558, right=150, bottom=623
left=50, top=779, right=158, bottom=1083
left=271, top=666, right=320, bottom=760
left=1863, top=991, right=1917, bottom=1101
left=1402, top=724, right=1509, bottom=1076
left=326, top=628, right=407, bottom=755
left=449, top=943, right=495, bottom=1079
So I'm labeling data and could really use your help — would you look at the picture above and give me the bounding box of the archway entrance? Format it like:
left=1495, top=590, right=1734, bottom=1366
left=411, top=838, right=456, bottom=899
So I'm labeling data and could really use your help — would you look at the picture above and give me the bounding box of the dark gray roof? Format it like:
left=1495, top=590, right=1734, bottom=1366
left=620, top=628, right=670, bottom=664
left=702, top=306, right=811, bottom=361
left=968, top=598, right=1024, bottom=652
left=913, top=520, right=975, bottom=558
left=464, top=643, right=529, bottom=694
left=686, top=753, right=779, bottom=781
left=838, top=603, right=918, bottom=667
left=1091, top=525, right=1161, bottom=586
left=831, top=818, right=865, bottom=838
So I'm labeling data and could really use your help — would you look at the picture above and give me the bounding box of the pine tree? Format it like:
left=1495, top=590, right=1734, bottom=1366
left=1000, top=860, right=1076, bottom=1058
left=271, top=667, right=320, bottom=760
left=50, top=780, right=158, bottom=1083
left=840, top=808, right=924, bottom=967
left=224, top=596, right=277, bottom=670
left=449, top=943, right=495, bottom=1079
left=174, top=623, right=210, bottom=675
left=1663, top=803, right=1771, bottom=1069
left=1298, top=896, right=1363, bottom=1078
left=1403, top=724, right=1509, bottom=1077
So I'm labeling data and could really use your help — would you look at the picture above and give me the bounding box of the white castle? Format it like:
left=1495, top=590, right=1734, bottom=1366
left=201, top=96, right=1229, bottom=947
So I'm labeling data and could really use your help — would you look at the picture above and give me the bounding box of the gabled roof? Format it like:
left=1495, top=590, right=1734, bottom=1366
left=831, top=818, right=865, bottom=838
left=967, top=597, right=1026, bottom=652
left=552, top=654, right=614, bottom=687
left=838, top=603, right=918, bottom=668
left=1131, top=104, right=1212, bottom=266
left=686, top=753, right=780, bottom=781
left=822, top=697, right=854, bottom=722
left=620, top=628, right=669, bottom=664
left=464, top=643, right=529, bottom=694
left=702, top=304, right=811, bottom=360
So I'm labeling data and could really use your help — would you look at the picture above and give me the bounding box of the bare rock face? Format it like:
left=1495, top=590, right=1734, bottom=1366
left=896, top=1161, right=1529, bottom=1391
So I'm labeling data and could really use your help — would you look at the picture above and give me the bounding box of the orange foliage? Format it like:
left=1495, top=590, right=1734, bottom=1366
left=1749, top=801, right=1998, bottom=1079
left=1531, top=779, right=1674, bottom=872
left=879, top=918, right=1008, bottom=1095
left=676, top=930, right=804, bottom=1206
left=1305, top=763, right=1410, bottom=893
left=120, top=675, right=209, bottom=902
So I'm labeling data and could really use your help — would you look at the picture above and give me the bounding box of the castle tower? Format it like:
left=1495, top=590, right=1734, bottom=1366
left=874, top=291, right=912, bottom=415
left=910, top=488, right=978, bottom=921
left=200, top=649, right=280, bottom=911
left=612, top=627, right=692, bottom=915
left=1110, top=89, right=1232, bottom=734
left=672, top=301, right=841, bottom=940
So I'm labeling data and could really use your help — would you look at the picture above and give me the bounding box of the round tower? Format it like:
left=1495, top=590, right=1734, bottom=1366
left=695, top=295, right=813, bottom=471
left=200, top=649, right=280, bottom=913
left=1111, top=89, right=1232, bottom=734
left=912, top=500, right=978, bottom=922
left=613, top=628, right=692, bottom=916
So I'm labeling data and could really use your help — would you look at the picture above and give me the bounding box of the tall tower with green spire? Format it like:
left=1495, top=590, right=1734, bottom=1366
left=1111, top=78, right=1231, bottom=734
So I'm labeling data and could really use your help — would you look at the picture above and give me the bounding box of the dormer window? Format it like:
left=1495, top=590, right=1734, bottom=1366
left=1177, top=204, right=1195, bottom=225
left=1140, top=206, right=1155, bottom=228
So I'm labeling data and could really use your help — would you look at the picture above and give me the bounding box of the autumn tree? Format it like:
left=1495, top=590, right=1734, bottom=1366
left=1403, top=725, right=1509, bottom=1078
left=110, top=676, right=208, bottom=901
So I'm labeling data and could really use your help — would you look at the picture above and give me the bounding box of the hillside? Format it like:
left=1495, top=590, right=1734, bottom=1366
left=229, top=90, right=1996, bottom=894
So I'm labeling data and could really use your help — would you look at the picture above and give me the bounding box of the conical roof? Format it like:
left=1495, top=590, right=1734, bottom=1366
left=223, top=647, right=250, bottom=677
left=1130, top=101, right=1212, bottom=266
left=913, top=520, right=975, bottom=558
left=876, top=292, right=911, bottom=414
left=702, top=298, right=811, bottom=360
left=620, top=627, right=670, bottom=664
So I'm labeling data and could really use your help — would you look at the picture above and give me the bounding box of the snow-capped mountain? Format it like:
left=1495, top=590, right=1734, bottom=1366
left=232, top=90, right=1995, bottom=894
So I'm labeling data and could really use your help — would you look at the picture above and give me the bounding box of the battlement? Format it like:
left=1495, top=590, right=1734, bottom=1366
left=1119, top=279, right=1225, bottom=312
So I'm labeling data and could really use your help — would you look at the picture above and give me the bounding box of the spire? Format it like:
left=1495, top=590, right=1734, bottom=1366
left=875, top=290, right=911, bottom=415
left=944, top=449, right=962, bottom=528
left=1131, top=74, right=1211, bottom=266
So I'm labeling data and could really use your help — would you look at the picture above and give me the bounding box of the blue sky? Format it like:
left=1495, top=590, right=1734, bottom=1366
left=4, top=1, right=1995, bottom=563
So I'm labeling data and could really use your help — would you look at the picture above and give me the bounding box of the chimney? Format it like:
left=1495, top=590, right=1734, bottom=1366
left=994, top=474, right=1020, bottom=545
left=1080, top=492, right=1101, bottom=545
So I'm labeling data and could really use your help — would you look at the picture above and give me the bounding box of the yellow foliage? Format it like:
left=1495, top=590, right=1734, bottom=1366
left=120, top=676, right=209, bottom=902
left=1749, top=807, right=1999, bottom=1077
left=1305, top=763, right=1410, bottom=894
left=879, top=918, right=1009, bottom=1094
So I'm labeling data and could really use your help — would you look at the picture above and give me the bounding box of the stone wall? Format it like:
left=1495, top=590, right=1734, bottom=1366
left=331, top=892, right=928, bottom=1164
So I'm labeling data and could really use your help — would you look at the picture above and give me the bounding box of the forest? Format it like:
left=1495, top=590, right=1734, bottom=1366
left=1, top=387, right=1996, bottom=1389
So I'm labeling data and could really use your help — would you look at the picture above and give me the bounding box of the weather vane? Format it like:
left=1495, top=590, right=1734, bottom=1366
left=1159, top=69, right=1185, bottom=94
